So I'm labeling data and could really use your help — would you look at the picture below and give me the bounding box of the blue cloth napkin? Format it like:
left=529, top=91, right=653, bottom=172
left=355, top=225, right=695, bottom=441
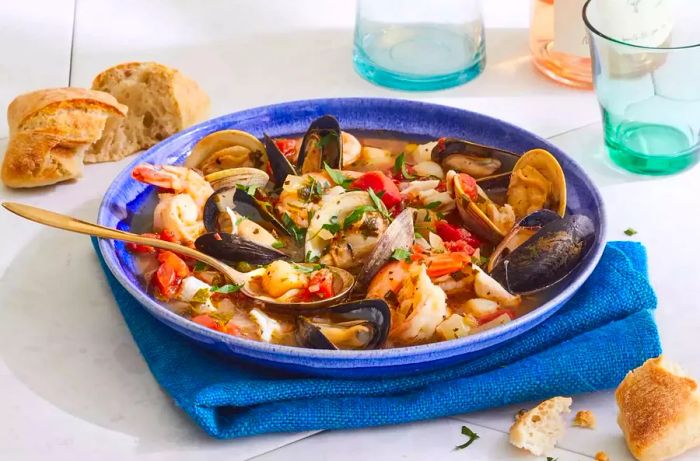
left=92, top=240, right=659, bottom=438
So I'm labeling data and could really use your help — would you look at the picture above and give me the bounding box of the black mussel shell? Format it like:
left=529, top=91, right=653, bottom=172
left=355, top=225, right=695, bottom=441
left=203, top=187, right=289, bottom=236
left=295, top=299, right=390, bottom=350
left=263, top=133, right=297, bottom=187
left=432, top=138, right=519, bottom=178
left=490, top=214, right=595, bottom=294
left=297, top=115, right=342, bottom=174
left=194, top=232, right=289, bottom=266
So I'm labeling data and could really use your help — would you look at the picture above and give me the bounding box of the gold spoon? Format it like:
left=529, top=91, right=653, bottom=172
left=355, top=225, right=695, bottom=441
left=2, top=201, right=354, bottom=309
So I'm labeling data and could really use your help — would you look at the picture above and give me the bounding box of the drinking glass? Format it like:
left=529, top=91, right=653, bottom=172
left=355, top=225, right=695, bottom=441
left=353, top=0, right=485, bottom=91
left=584, top=0, right=700, bottom=175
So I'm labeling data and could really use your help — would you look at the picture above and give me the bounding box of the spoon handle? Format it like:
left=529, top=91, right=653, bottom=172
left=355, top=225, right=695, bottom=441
left=1, top=201, right=246, bottom=284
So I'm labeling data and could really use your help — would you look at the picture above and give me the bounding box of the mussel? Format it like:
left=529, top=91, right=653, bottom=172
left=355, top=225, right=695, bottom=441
left=297, top=115, right=343, bottom=174
left=203, top=187, right=288, bottom=237
left=489, top=214, right=595, bottom=294
left=295, top=299, right=390, bottom=350
left=185, top=130, right=267, bottom=175
left=194, top=232, right=288, bottom=266
left=353, top=208, right=415, bottom=295
left=487, top=209, right=560, bottom=273
left=263, top=133, right=297, bottom=187
left=432, top=138, right=519, bottom=178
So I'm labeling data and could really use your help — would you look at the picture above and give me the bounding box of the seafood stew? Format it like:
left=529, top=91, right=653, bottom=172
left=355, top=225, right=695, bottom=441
left=127, top=116, right=595, bottom=350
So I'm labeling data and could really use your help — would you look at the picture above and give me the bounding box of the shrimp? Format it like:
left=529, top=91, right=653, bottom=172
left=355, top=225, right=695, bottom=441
left=153, top=193, right=205, bottom=243
left=390, top=263, right=447, bottom=344
left=132, top=163, right=213, bottom=217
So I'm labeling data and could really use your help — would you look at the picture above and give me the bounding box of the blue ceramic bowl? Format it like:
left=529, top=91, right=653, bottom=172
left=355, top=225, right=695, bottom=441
left=97, top=98, right=606, bottom=378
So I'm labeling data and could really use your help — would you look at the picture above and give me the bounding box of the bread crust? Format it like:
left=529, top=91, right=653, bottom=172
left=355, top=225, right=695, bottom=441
left=616, top=356, right=700, bottom=461
left=509, top=396, right=572, bottom=456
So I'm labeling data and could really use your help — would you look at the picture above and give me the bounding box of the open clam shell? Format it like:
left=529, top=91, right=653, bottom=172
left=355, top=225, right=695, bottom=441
left=204, top=167, right=269, bottom=191
left=432, top=138, right=519, bottom=178
left=295, top=299, right=390, bottom=350
left=506, top=148, right=567, bottom=219
left=185, top=129, right=267, bottom=175
left=353, top=208, right=415, bottom=295
left=489, top=214, right=595, bottom=294
left=297, top=115, right=343, bottom=174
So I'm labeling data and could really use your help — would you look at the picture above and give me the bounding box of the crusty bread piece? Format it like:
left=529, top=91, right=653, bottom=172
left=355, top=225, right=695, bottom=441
left=574, top=410, right=596, bottom=429
left=616, top=356, right=700, bottom=461
left=509, top=396, right=572, bottom=456
left=87, top=62, right=210, bottom=163
left=2, top=88, right=127, bottom=188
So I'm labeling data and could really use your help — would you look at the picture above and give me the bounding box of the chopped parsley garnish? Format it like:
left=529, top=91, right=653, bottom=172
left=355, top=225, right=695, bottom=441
left=305, top=251, right=321, bottom=263
left=391, top=247, right=412, bottom=262
left=272, top=240, right=285, bottom=249
left=393, top=152, right=415, bottom=180
left=210, top=284, right=243, bottom=294
left=547, top=457, right=558, bottom=461
left=321, top=215, right=341, bottom=235
left=472, top=255, right=489, bottom=267
left=323, top=162, right=353, bottom=188
left=190, top=287, right=210, bottom=303
left=343, top=205, right=376, bottom=230
left=624, top=227, right=637, bottom=236
left=281, top=213, right=305, bottom=244
left=292, top=263, right=324, bottom=273
left=193, top=261, right=208, bottom=272
left=367, top=188, right=392, bottom=221
left=455, top=425, right=480, bottom=450
left=236, top=183, right=258, bottom=197
left=209, top=311, right=234, bottom=326
left=298, top=175, right=325, bottom=203
left=414, top=231, right=424, bottom=240
left=424, top=201, right=442, bottom=210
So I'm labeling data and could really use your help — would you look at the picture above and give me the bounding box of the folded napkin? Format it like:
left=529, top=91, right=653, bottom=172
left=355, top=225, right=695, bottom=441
left=92, top=240, right=659, bottom=438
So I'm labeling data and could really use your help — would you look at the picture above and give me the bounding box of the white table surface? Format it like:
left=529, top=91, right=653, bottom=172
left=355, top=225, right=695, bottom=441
left=1, top=1, right=699, bottom=460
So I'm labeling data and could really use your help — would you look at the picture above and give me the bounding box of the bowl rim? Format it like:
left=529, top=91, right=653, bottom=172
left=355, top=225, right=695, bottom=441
left=97, top=97, right=607, bottom=367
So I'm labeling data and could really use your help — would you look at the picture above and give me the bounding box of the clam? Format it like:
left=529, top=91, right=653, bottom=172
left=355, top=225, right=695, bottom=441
left=506, top=148, right=567, bottom=219
left=185, top=129, right=267, bottom=175
left=263, top=133, right=297, bottom=186
left=194, top=232, right=288, bottom=266
left=203, top=167, right=269, bottom=191
left=353, top=208, right=415, bottom=294
left=489, top=214, right=595, bottom=294
left=487, top=209, right=560, bottom=273
left=295, top=299, right=390, bottom=349
left=449, top=170, right=514, bottom=244
left=431, top=138, right=519, bottom=178
left=297, top=115, right=343, bottom=174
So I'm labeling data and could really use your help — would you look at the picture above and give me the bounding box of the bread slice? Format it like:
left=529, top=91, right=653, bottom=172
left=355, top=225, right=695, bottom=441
left=87, top=62, right=210, bottom=163
left=2, top=88, right=127, bottom=188
left=616, top=356, right=700, bottom=461
left=509, top=396, right=572, bottom=456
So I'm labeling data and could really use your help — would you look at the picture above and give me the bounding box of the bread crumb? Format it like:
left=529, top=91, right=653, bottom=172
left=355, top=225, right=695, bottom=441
left=509, top=396, right=572, bottom=456
left=573, top=410, right=596, bottom=429
left=594, top=451, right=609, bottom=461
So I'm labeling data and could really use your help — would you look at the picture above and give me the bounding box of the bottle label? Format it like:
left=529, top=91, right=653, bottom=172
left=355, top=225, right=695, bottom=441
left=595, top=0, right=672, bottom=48
left=553, top=0, right=590, bottom=57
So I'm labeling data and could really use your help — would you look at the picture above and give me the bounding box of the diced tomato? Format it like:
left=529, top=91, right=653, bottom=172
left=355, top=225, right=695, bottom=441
left=155, top=263, right=177, bottom=298
left=392, top=164, right=417, bottom=182
left=349, top=171, right=402, bottom=208
left=159, top=229, right=178, bottom=243
left=444, top=240, right=476, bottom=255
left=410, top=243, right=427, bottom=262
left=436, top=180, right=447, bottom=193
left=457, top=173, right=478, bottom=201
left=191, top=314, right=226, bottom=332
left=436, top=137, right=447, bottom=152
left=478, top=309, right=515, bottom=325
left=125, top=233, right=159, bottom=254
left=435, top=220, right=481, bottom=248
left=306, top=270, right=335, bottom=299
left=157, top=251, right=190, bottom=277
left=274, top=138, right=297, bottom=159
